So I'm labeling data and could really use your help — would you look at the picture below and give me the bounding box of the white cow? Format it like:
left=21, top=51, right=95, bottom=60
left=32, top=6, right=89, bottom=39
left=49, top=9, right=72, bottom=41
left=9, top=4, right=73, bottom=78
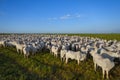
left=100, top=48, right=120, bottom=61
left=60, top=49, right=67, bottom=61
left=51, top=46, right=59, bottom=57
left=0, top=40, right=6, bottom=47
left=65, top=51, right=86, bottom=65
left=90, top=47, right=115, bottom=79
left=23, top=44, right=31, bottom=58
left=15, top=42, right=24, bottom=54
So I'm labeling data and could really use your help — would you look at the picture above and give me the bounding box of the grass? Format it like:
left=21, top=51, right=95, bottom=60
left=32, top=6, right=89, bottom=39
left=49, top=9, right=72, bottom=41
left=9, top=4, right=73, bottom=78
left=0, top=47, right=120, bottom=80
left=0, top=33, right=120, bottom=80
left=67, top=33, right=120, bottom=41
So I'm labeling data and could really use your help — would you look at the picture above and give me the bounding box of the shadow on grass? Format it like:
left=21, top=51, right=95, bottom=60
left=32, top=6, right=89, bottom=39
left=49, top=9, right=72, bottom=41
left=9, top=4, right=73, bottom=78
left=0, top=48, right=84, bottom=80
left=0, top=52, right=41, bottom=80
left=1, top=47, right=119, bottom=80
left=32, top=57, right=84, bottom=80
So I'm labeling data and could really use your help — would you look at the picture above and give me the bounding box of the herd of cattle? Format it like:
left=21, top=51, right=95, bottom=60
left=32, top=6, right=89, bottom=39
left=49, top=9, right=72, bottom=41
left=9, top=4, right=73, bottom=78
left=0, top=34, right=120, bottom=79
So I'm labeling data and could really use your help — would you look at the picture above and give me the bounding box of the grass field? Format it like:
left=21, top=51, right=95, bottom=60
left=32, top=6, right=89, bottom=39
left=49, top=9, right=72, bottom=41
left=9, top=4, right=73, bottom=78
left=67, top=34, right=120, bottom=41
left=0, top=33, right=120, bottom=80
left=0, top=47, right=120, bottom=80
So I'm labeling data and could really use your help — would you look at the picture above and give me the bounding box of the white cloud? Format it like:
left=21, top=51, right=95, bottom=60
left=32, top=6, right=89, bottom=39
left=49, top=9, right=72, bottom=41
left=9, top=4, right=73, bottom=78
left=48, top=13, right=81, bottom=21
left=48, top=17, right=57, bottom=20
left=60, top=14, right=71, bottom=20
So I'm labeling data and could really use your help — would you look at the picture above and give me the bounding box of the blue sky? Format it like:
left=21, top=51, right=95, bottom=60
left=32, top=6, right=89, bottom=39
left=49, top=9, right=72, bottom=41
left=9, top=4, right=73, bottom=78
left=0, top=0, right=120, bottom=33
